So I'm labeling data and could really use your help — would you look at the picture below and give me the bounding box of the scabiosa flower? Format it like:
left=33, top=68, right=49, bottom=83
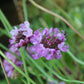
left=9, top=21, right=33, bottom=48
left=29, top=28, right=69, bottom=60
left=3, top=45, right=23, bottom=77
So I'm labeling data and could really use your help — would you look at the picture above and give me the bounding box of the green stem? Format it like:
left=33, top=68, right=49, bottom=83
left=26, top=53, right=58, bottom=84
left=61, top=58, right=74, bottom=75
left=21, top=79, right=28, bottom=84
left=23, top=0, right=28, bottom=21
left=37, top=76, right=44, bottom=84
left=0, top=28, right=11, bottom=38
left=55, top=60, right=74, bottom=79
left=0, top=43, right=21, bottom=60
left=0, top=50, right=36, bottom=84
left=51, top=60, right=65, bottom=78
left=25, top=58, right=43, bottom=77
left=0, top=10, right=12, bottom=31
left=40, top=58, right=84, bottom=83
left=0, top=16, right=10, bottom=33
left=67, top=50, right=84, bottom=65
left=0, top=50, right=26, bottom=76
left=20, top=47, right=30, bottom=84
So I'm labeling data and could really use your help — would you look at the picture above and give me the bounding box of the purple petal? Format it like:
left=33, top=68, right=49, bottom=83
left=58, top=42, right=69, bottom=52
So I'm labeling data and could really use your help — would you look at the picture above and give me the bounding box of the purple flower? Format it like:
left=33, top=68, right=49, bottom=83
left=9, top=21, right=33, bottom=48
left=49, top=81, right=65, bottom=84
left=28, top=28, right=69, bottom=60
left=27, top=44, right=47, bottom=59
left=3, top=45, right=23, bottom=77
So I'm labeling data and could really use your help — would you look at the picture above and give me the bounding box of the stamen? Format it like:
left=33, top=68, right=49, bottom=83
left=41, top=35, right=62, bottom=49
left=15, top=32, right=26, bottom=43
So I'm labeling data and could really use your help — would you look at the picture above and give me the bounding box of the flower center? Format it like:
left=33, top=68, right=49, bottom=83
left=16, top=31, right=26, bottom=43
left=41, top=35, right=62, bottom=49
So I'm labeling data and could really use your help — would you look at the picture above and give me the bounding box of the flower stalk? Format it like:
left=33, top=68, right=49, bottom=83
left=0, top=57, right=10, bottom=84
left=28, top=0, right=84, bottom=40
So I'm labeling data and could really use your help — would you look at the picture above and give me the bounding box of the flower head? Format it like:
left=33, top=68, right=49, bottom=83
left=3, top=45, right=23, bottom=77
left=9, top=21, right=33, bottom=48
left=29, top=28, right=69, bottom=60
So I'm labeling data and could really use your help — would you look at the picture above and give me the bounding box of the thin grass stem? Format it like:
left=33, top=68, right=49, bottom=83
left=0, top=57, right=10, bottom=84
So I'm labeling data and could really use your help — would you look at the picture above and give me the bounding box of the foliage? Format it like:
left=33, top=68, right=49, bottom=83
left=0, top=0, right=84, bottom=84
